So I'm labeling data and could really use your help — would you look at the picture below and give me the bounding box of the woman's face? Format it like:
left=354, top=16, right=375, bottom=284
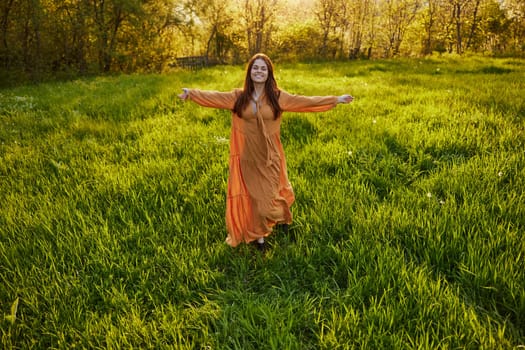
left=250, top=58, right=268, bottom=84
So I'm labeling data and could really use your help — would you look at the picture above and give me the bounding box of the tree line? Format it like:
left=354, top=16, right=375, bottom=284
left=1, top=0, right=524, bottom=81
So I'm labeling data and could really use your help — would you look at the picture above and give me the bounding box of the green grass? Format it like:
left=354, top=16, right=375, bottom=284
left=1, top=57, right=524, bottom=349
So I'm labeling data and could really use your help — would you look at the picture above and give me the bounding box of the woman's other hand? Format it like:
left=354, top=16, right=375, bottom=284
left=337, top=95, right=354, bottom=104
left=179, top=88, right=190, bottom=100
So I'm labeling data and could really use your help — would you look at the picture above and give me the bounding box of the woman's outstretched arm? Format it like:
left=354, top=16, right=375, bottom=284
left=279, top=90, right=353, bottom=113
left=178, top=88, right=240, bottom=110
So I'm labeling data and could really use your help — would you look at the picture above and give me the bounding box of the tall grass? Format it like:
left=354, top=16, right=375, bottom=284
left=1, top=57, right=524, bottom=349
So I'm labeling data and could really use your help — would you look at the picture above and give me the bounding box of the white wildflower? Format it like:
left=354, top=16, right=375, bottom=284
left=498, top=171, right=503, bottom=177
left=426, top=192, right=432, bottom=198
left=214, top=136, right=229, bottom=144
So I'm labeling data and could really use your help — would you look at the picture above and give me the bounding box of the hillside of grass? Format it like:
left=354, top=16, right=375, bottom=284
left=1, top=57, right=524, bottom=349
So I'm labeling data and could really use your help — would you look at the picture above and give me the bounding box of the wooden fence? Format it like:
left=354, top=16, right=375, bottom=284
left=170, top=56, right=208, bottom=70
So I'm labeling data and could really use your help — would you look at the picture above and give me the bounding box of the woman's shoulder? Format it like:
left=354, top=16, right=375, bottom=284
left=277, top=89, right=292, bottom=100
left=233, top=88, right=243, bottom=96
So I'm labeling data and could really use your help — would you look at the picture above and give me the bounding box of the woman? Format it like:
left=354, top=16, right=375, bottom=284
left=179, top=53, right=353, bottom=251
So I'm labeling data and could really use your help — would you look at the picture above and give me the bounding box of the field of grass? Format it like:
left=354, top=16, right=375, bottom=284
left=1, top=56, right=524, bottom=349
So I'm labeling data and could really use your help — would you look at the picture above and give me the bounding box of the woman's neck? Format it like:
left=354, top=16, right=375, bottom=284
left=253, top=83, right=264, bottom=99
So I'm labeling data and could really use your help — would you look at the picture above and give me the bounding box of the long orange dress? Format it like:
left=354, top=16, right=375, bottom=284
left=187, top=88, right=339, bottom=246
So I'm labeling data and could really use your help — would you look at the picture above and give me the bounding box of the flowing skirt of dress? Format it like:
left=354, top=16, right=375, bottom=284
left=225, top=126, right=294, bottom=247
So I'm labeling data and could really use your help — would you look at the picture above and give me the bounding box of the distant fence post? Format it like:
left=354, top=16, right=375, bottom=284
left=169, top=56, right=208, bottom=70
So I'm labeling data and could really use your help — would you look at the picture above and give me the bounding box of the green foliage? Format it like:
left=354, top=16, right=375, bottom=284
left=1, top=57, right=524, bottom=348
left=274, top=21, right=324, bottom=62
left=2, top=0, right=525, bottom=84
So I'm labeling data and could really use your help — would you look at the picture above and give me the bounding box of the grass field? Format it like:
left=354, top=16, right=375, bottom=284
left=1, top=56, right=524, bottom=349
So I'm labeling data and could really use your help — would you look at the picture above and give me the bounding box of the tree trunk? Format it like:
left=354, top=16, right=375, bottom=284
left=454, top=3, right=462, bottom=54
left=422, top=0, right=435, bottom=55
left=466, top=0, right=480, bottom=49
left=0, top=0, right=14, bottom=68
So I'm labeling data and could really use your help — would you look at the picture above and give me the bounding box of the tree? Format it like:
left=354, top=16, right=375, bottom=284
left=420, top=0, right=440, bottom=55
left=502, top=0, right=525, bottom=53
left=118, top=0, right=183, bottom=71
left=346, top=0, right=377, bottom=59
left=315, top=0, right=344, bottom=57
left=0, top=0, right=15, bottom=69
left=274, top=21, right=323, bottom=61
left=19, top=0, right=46, bottom=73
left=465, top=0, right=481, bottom=50
left=1, top=0, right=524, bottom=82
left=446, top=0, right=481, bottom=54
left=191, top=0, right=241, bottom=63
left=240, top=0, right=278, bottom=56
left=480, top=0, right=510, bottom=54
left=90, top=0, right=145, bottom=72
left=380, top=0, right=422, bottom=57
left=46, top=0, right=90, bottom=72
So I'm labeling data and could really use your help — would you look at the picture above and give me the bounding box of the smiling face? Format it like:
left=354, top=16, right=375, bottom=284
left=250, top=58, right=269, bottom=84
left=236, top=53, right=281, bottom=119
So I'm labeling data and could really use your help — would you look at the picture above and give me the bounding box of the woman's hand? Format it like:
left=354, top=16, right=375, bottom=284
left=337, top=95, right=354, bottom=104
left=178, top=88, right=190, bottom=100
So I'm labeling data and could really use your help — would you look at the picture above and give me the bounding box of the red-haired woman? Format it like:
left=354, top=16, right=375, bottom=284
left=179, top=53, right=353, bottom=251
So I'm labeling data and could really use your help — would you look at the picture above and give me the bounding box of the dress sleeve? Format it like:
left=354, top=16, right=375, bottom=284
left=278, top=90, right=338, bottom=113
left=188, top=89, right=239, bottom=109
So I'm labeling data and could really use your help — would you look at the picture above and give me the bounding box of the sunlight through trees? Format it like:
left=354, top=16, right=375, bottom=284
left=0, top=0, right=523, bottom=80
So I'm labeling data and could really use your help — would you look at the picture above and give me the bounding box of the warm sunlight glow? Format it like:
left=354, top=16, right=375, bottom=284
left=277, top=0, right=316, bottom=20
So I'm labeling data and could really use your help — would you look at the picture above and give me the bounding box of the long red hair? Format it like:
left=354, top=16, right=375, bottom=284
left=233, top=53, right=282, bottom=120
